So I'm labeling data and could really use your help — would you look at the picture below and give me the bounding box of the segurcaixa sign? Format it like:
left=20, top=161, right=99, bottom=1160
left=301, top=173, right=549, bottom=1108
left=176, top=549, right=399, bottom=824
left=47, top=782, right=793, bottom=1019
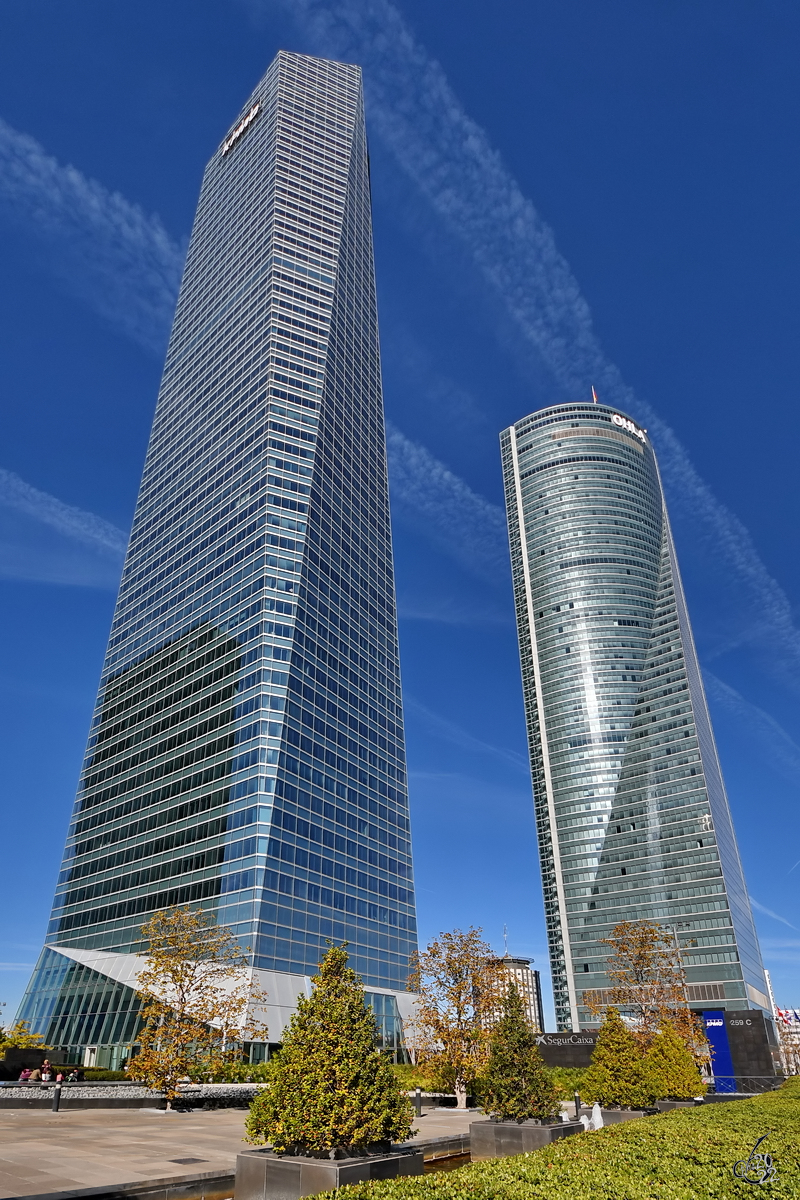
left=536, top=1032, right=598, bottom=1047
left=534, top=1031, right=598, bottom=1068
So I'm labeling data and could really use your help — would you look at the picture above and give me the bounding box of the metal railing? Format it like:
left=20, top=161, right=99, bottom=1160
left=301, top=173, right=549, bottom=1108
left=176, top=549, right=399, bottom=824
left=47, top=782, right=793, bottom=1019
left=710, top=1075, right=783, bottom=1095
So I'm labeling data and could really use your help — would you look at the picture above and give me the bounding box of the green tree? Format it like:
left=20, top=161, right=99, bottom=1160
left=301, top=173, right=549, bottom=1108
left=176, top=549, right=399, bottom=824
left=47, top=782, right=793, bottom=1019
left=482, top=983, right=561, bottom=1122
left=245, top=944, right=414, bottom=1156
left=646, top=1024, right=706, bottom=1100
left=127, top=907, right=267, bottom=1106
left=0, top=1019, right=48, bottom=1050
left=584, top=920, right=709, bottom=1065
left=581, top=1006, right=657, bottom=1108
left=407, top=927, right=504, bottom=1109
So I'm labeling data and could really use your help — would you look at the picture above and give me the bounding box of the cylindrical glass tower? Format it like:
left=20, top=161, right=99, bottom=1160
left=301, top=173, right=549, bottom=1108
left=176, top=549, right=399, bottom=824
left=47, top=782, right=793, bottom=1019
left=500, top=402, right=768, bottom=1031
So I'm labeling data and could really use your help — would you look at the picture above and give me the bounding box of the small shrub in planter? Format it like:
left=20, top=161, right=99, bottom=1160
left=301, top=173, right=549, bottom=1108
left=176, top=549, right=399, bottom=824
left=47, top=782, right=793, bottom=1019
left=390, top=1063, right=439, bottom=1094
left=581, top=1007, right=657, bottom=1109
left=470, top=985, right=576, bottom=1160
left=548, top=1066, right=586, bottom=1100
left=245, top=945, right=414, bottom=1156
left=646, top=1025, right=706, bottom=1100
left=482, top=983, right=560, bottom=1122
left=189, top=1059, right=273, bottom=1083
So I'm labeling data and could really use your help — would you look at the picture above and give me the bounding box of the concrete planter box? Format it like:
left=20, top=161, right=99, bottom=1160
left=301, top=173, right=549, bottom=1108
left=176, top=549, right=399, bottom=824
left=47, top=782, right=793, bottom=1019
left=408, top=1093, right=472, bottom=1109
left=598, top=1108, right=647, bottom=1124
left=470, top=1119, right=582, bottom=1159
left=13, top=1169, right=236, bottom=1200
left=0, top=1095, right=168, bottom=1110
left=655, top=1100, right=699, bottom=1112
left=0, top=1047, right=48, bottom=1081
left=236, top=1146, right=424, bottom=1200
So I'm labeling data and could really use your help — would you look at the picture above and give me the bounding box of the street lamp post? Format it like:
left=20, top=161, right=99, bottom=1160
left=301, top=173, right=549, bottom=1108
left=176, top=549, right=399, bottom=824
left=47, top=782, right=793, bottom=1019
left=663, top=922, right=692, bottom=1009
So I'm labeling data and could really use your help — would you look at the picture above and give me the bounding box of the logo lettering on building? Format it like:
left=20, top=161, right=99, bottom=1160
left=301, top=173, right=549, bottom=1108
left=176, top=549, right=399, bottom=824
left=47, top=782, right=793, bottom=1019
left=611, top=413, right=647, bottom=443
left=536, top=1033, right=596, bottom=1046
left=222, top=103, right=260, bottom=155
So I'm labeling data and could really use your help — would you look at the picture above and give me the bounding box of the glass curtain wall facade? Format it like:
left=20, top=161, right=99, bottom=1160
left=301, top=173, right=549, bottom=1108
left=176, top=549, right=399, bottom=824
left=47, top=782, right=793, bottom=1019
left=18, top=51, right=417, bottom=1057
left=501, top=402, right=768, bottom=1031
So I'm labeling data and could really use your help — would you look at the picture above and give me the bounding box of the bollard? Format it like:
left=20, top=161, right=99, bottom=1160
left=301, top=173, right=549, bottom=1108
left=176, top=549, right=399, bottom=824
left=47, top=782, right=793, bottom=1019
left=414, top=1087, right=422, bottom=1117
left=574, top=1091, right=581, bottom=1120
left=52, top=1084, right=62, bottom=1113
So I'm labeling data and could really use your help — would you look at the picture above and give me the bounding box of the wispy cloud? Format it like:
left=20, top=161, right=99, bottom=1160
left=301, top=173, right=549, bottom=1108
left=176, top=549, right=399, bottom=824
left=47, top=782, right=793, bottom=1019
left=382, top=325, right=489, bottom=436
left=0, top=962, right=34, bottom=971
left=0, top=118, right=183, bottom=354
left=260, top=0, right=800, bottom=688
left=0, top=469, right=127, bottom=587
left=0, top=470, right=128, bottom=555
left=404, top=694, right=528, bottom=772
left=0, top=116, right=505, bottom=579
left=758, top=940, right=800, bottom=976
left=7, top=13, right=800, bottom=696
left=703, top=670, right=800, bottom=783
left=397, top=596, right=510, bottom=626
left=749, top=897, right=798, bottom=931
left=386, top=425, right=507, bottom=582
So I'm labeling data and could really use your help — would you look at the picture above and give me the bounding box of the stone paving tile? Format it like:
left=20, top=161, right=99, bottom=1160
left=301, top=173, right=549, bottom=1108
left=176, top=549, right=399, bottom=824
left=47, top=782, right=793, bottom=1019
left=0, top=1109, right=249, bottom=1196
left=0, top=1105, right=478, bottom=1197
left=407, top=1108, right=476, bottom=1141
left=0, top=1167, right=56, bottom=1182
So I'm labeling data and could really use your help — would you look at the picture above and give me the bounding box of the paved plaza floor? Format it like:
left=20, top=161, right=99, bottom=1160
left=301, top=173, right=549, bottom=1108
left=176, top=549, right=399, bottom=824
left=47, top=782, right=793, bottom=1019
left=0, top=1105, right=476, bottom=1198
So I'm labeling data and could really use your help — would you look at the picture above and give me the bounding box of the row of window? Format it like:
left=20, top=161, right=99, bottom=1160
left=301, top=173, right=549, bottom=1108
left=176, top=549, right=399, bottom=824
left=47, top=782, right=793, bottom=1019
left=125, top=391, right=315, bottom=609
left=223, top=867, right=415, bottom=928
left=62, top=802, right=267, bottom=881
left=122, top=387, right=274, bottom=584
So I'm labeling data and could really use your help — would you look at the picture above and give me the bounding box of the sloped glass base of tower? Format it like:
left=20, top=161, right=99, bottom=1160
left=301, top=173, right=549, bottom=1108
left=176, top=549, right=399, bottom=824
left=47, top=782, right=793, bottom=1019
left=17, top=946, right=414, bottom=1068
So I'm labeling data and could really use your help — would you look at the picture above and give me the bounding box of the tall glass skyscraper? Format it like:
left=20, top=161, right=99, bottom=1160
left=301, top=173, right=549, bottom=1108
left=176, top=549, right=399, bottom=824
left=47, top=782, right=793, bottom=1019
left=18, top=52, right=417, bottom=1066
left=501, top=402, right=769, bottom=1032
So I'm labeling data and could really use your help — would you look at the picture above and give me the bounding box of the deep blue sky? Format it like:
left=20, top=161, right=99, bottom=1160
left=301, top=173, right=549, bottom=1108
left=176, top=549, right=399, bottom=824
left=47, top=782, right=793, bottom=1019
left=1, top=0, right=799, bottom=1027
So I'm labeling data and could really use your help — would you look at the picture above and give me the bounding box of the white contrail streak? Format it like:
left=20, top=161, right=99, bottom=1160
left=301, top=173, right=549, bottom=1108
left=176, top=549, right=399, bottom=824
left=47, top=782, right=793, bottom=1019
left=0, top=118, right=183, bottom=354
left=258, top=0, right=800, bottom=681
left=749, top=897, right=798, bottom=932
left=386, top=425, right=507, bottom=582
left=703, top=670, right=800, bottom=782
left=0, top=469, right=128, bottom=556
left=4, top=23, right=800, bottom=683
left=404, top=694, right=528, bottom=771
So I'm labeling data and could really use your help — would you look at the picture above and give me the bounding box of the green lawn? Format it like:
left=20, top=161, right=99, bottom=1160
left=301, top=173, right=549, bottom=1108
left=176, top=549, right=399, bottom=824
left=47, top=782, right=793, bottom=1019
left=328, top=1078, right=800, bottom=1200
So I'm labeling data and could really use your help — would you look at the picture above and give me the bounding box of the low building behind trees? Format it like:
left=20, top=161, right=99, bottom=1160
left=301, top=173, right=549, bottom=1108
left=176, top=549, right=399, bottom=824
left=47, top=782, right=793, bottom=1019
left=487, top=954, right=545, bottom=1033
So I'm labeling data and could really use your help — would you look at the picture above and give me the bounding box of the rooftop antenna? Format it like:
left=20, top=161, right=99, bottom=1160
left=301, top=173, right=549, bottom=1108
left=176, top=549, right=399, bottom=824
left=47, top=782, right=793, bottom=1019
left=503, top=924, right=509, bottom=956
left=591, top=385, right=599, bottom=404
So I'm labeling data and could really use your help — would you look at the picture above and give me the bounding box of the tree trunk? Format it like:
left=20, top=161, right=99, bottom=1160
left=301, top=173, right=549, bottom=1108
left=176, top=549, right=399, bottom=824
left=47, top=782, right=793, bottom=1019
left=454, top=1078, right=468, bottom=1110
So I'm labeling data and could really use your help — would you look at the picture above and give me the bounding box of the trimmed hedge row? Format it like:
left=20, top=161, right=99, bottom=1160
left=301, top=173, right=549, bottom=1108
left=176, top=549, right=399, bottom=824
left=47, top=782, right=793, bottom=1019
left=325, top=1078, right=800, bottom=1200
